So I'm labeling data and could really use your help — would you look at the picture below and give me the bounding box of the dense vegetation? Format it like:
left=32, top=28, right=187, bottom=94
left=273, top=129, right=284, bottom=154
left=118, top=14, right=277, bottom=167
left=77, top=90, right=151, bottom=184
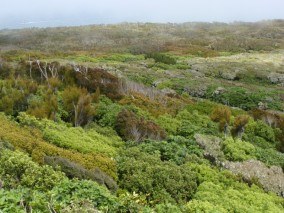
left=0, top=21, right=283, bottom=212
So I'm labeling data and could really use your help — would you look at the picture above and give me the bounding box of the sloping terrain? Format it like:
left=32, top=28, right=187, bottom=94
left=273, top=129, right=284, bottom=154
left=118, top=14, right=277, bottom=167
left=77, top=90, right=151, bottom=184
left=0, top=22, right=283, bottom=212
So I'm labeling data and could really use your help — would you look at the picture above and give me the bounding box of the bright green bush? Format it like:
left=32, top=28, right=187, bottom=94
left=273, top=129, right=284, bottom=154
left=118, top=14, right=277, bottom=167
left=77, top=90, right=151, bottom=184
left=187, top=163, right=284, bottom=212
left=18, top=112, right=122, bottom=157
left=0, top=150, right=121, bottom=212
left=155, top=203, right=183, bottom=213
left=0, top=114, right=117, bottom=178
left=245, top=120, right=277, bottom=146
left=0, top=149, right=65, bottom=191
left=185, top=199, right=227, bottom=213
left=176, top=110, right=219, bottom=137
left=187, top=181, right=284, bottom=213
left=222, top=138, right=256, bottom=161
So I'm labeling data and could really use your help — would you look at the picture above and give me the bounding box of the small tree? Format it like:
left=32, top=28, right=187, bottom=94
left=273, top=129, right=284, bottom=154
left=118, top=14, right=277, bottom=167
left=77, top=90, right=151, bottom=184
left=115, top=109, right=166, bottom=142
left=231, top=115, right=250, bottom=139
left=92, top=87, right=100, bottom=103
left=27, top=89, right=58, bottom=121
left=211, top=106, right=231, bottom=137
left=62, top=86, right=95, bottom=127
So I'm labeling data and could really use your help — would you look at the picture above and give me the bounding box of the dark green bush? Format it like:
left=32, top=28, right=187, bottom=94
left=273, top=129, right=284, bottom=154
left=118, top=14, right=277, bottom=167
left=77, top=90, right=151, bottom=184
left=145, top=53, right=177, bottom=65
left=117, top=147, right=198, bottom=205
left=255, top=148, right=284, bottom=169
left=133, top=138, right=204, bottom=165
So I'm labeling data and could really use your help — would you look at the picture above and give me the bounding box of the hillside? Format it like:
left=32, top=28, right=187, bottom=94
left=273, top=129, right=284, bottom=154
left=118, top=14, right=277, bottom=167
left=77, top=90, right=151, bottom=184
left=0, top=22, right=283, bottom=212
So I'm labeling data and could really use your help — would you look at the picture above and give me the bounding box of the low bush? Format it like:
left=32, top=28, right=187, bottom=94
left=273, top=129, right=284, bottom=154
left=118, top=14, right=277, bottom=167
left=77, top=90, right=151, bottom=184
left=0, top=149, right=121, bottom=212
left=186, top=163, right=284, bottom=212
left=0, top=149, right=65, bottom=191
left=44, top=156, right=117, bottom=191
left=255, top=148, right=284, bottom=169
left=0, top=113, right=117, bottom=178
left=117, top=147, right=198, bottom=205
left=145, top=53, right=177, bottom=65
left=115, top=109, right=166, bottom=142
left=176, top=110, right=219, bottom=137
left=245, top=120, right=277, bottom=145
left=222, top=138, right=256, bottom=161
left=132, top=138, right=204, bottom=165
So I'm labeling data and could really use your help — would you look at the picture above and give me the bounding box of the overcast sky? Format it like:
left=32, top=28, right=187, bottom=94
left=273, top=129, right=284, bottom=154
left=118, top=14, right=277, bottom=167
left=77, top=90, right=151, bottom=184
left=1, top=0, right=284, bottom=29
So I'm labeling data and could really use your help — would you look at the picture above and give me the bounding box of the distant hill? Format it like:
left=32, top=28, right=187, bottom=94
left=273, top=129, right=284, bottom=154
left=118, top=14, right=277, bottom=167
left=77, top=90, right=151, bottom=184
left=0, top=20, right=284, bottom=53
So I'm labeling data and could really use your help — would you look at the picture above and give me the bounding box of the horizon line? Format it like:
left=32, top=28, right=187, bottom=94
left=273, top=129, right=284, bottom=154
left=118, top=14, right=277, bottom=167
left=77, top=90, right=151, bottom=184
left=1, top=19, right=283, bottom=31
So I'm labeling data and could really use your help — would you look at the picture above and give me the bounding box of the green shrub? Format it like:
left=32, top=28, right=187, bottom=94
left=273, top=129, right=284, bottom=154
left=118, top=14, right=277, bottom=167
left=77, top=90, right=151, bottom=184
left=0, top=149, right=121, bottom=212
left=176, top=110, right=219, bottom=137
left=0, top=79, right=37, bottom=116
left=0, top=114, right=117, bottom=179
left=187, top=181, right=284, bottom=213
left=211, top=87, right=263, bottom=110
left=156, top=114, right=181, bottom=135
left=186, top=100, right=219, bottom=115
left=145, top=53, right=177, bottom=65
left=44, top=156, right=117, bottom=191
left=186, top=163, right=284, bottom=212
left=115, top=109, right=166, bottom=142
left=18, top=112, right=121, bottom=157
left=222, top=138, right=256, bottom=161
left=117, top=147, right=198, bottom=205
left=50, top=179, right=120, bottom=211
left=0, top=149, right=65, bottom=191
left=134, top=138, right=204, bottom=165
left=255, top=148, right=284, bottom=168
left=245, top=120, right=276, bottom=145
left=94, top=95, right=122, bottom=127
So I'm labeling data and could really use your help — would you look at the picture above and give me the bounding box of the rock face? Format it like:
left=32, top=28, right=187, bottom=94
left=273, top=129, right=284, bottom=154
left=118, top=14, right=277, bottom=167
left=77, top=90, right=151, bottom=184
left=258, top=102, right=268, bottom=110
left=213, top=87, right=226, bottom=96
left=185, top=85, right=207, bottom=98
left=223, top=160, right=284, bottom=197
left=161, top=88, right=177, bottom=97
left=194, top=134, right=224, bottom=165
left=268, top=73, right=284, bottom=85
left=220, top=71, right=238, bottom=81
left=194, top=134, right=284, bottom=196
left=187, top=69, right=205, bottom=78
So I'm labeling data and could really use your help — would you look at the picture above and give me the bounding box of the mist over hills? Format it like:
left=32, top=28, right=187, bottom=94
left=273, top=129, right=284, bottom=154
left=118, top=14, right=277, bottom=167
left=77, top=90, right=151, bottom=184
left=1, top=20, right=284, bottom=53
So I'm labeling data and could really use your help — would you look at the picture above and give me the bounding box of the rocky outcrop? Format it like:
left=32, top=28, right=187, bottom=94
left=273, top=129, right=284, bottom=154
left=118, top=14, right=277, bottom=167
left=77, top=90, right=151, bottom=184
left=213, top=87, right=226, bottom=96
left=161, top=88, right=178, bottom=97
left=194, top=134, right=284, bottom=197
left=268, top=73, right=284, bottom=85
left=220, top=71, right=238, bottom=80
left=185, top=85, right=207, bottom=98
left=194, top=134, right=224, bottom=165
left=258, top=102, right=268, bottom=110
left=187, top=69, right=205, bottom=78
left=223, top=160, right=284, bottom=197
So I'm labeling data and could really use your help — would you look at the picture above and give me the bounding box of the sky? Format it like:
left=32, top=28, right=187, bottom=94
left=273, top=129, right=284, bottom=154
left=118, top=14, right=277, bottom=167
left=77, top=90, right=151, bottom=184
left=0, top=0, right=284, bottom=29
